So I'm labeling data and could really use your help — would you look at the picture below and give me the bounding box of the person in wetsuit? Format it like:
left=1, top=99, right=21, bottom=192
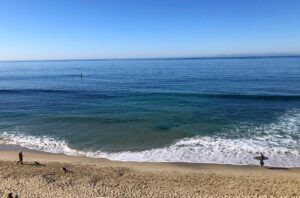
left=260, top=152, right=264, bottom=167
left=17, top=151, right=23, bottom=165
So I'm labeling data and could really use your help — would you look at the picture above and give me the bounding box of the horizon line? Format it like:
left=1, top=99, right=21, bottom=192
left=1, top=54, right=300, bottom=63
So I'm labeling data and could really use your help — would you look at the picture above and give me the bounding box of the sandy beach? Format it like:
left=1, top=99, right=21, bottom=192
left=0, top=149, right=299, bottom=198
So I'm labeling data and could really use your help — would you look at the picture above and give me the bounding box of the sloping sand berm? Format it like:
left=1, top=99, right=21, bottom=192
left=0, top=150, right=299, bottom=198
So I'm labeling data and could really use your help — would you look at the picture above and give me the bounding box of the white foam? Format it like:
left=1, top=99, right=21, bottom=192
left=0, top=110, right=299, bottom=167
left=0, top=132, right=85, bottom=156
left=89, top=136, right=300, bottom=167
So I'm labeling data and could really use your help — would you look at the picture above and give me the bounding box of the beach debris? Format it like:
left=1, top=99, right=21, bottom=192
left=42, top=174, right=56, bottom=184
left=89, top=176, right=101, bottom=188
left=61, top=166, right=73, bottom=173
left=113, top=183, right=120, bottom=188
left=34, top=161, right=42, bottom=166
left=116, top=168, right=126, bottom=177
left=62, top=166, right=68, bottom=173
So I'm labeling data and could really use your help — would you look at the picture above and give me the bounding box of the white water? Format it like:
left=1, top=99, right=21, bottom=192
left=1, top=110, right=299, bottom=167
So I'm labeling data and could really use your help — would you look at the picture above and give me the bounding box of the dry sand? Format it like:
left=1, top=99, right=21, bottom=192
left=0, top=150, right=300, bottom=198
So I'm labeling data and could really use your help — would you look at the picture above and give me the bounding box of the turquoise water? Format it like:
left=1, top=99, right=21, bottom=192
left=0, top=57, right=300, bottom=166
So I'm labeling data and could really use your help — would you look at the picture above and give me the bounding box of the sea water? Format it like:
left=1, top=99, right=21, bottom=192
left=0, top=57, right=299, bottom=167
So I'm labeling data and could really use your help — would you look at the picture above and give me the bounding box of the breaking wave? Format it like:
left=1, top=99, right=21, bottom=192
left=0, top=110, right=299, bottom=167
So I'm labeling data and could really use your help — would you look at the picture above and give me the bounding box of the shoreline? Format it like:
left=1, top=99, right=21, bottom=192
left=1, top=143, right=299, bottom=168
left=0, top=146, right=300, bottom=197
left=1, top=149, right=300, bottom=174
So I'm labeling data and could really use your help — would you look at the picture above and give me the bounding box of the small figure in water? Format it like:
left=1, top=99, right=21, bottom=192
left=260, top=152, right=264, bottom=167
left=17, top=151, right=23, bottom=165
left=80, top=72, right=83, bottom=79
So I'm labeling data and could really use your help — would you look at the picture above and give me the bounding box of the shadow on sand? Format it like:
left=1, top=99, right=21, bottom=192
left=22, top=161, right=46, bottom=167
left=267, top=167, right=289, bottom=170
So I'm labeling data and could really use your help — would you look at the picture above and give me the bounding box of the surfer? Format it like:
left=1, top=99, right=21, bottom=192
left=17, top=151, right=23, bottom=165
left=254, top=153, right=268, bottom=167
left=260, top=153, right=264, bottom=167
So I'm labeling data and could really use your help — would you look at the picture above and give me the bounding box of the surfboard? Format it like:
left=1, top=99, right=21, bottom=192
left=254, top=156, right=268, bottom=160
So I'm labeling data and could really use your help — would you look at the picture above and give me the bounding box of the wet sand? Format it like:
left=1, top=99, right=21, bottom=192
left=0, top=150, right=300, bottom=198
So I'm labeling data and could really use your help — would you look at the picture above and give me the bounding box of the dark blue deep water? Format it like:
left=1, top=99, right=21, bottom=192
left=0, top=57, right=299, bottom=166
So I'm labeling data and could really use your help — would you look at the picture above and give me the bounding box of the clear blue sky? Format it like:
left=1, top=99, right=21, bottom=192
left=0, top=0, right=300, bottom=60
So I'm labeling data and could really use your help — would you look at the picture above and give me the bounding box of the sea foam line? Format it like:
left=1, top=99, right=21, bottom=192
left=0, top=110, right=299, bottom=167
left=0, top=132, right=299, bottom=167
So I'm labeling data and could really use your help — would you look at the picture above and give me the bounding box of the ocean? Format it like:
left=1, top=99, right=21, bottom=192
left=0, top=57, right=299, bottom=167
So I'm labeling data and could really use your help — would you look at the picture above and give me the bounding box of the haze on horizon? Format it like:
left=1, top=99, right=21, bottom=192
left=0, top=0, right=300, bottom=61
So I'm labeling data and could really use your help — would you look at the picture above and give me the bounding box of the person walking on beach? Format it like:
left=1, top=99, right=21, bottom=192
left=17, top=151, right=23, bottom=165
left=260, top=152, right=264, bottom=167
